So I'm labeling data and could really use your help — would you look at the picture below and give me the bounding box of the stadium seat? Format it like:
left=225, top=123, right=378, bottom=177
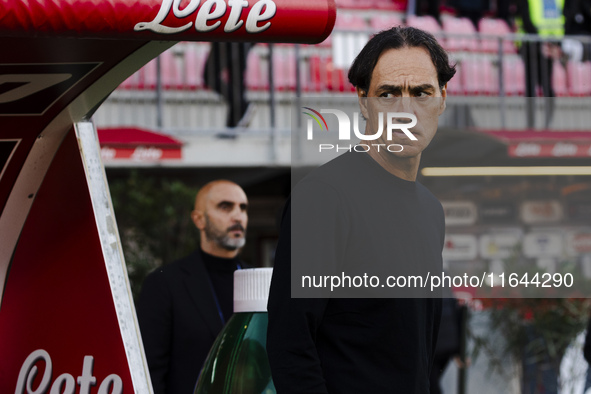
left=325, top=59, right=341, bottom=92
left=441, top=16, right=479, bottom=52
left=406, top=15, right=444, bottom=48
left=502, top=57, right=525, bottom=96
left=139, top=58, right=158, bottom=90
left=478, top=18, right=517, bottom=54
left=369, top=13, right=403, bottom=32
left=308, top=55, right=329, bottom=92
left=245, top=50, right=266, bottom=91
left=445, top=63, right=463, bottom=95
left=551, top=59, right=568, bottom=97
left=373, top=0, right=404, bottom=10
left=482, top=58, right=499, bottom=95
left=406, top=15, right=441, bottom=35
left=159, top=50, right=183, bottom=90
left=461, top=58, right=498, bottom=95
left=354, top=0, right=374, bottom=10
left=567, top=60, right=591, bottom=96
left=272, top=47, right=297, bottom=91
left=184, top=43, right=209, bottom=90
left=326, top=60, right=355, bottom=93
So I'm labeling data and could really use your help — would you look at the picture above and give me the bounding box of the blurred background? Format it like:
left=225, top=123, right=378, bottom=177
left=94, top=0, right=591, bottom=392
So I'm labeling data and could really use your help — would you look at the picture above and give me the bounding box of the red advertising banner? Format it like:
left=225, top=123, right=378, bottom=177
left=0, top=0, right=336, bottom=44
left=0, top=130, right=137, bottom=393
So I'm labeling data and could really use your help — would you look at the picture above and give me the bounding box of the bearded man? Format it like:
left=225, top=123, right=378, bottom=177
left=137, top=180, right=248, bottom=394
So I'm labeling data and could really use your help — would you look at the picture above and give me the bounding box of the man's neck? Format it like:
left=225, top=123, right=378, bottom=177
left=367, top=149, right=420, bottom=181
left=200, top=241, right=239, bottom=259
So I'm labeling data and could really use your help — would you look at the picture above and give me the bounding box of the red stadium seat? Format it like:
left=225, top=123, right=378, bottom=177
left=159, top=50, right=183, bottom=90
left=326, top=60, right=355, bottom=93
left=552, top=59, right=568, bottom=97
left=325, top=59, right=341, bottom=92
left=482, top=58, right=499, bottom=95
left=369, top=14, right=403, bottom=32
left=406, top=15, right=443, bottom=47
left=184, top=43, right=209, bottom=90
left=445, top=64, right=463, bottom=95
left=354, top=0, right=374, bottom=10
left=502, top=57, right=525, bottom=96
left=478, top=18, right=517, bottom=54
left=308, top=55, right=329, bottom=92
left=406, top=15, right=441, bottom=35
left=272, top=47, right=297, bottom=91
left=139, top=58, right=158, bottom=90
left=245, top=50, right=266, bottom=91
left=460, top=58, right=480, bottom=95
left=373, top=0, right=403, bottom=10
left=567, top=60, right=591, bottom=96
left=441, top=16, right=478, bottom=52
left=461, top=58, right=498, bottom=95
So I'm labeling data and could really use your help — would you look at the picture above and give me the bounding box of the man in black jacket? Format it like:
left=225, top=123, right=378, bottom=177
left=137, top=180, right=248, bottom=394
left=267, top=26, right=455, bottom=393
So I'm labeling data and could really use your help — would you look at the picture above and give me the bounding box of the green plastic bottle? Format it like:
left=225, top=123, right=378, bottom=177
left=194, top=268, right=276, bottom=394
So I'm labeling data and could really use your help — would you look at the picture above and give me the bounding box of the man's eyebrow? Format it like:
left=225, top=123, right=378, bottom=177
left=376, top=83, right=436, bottom=92
left=217, top=200, right=248, bottom=209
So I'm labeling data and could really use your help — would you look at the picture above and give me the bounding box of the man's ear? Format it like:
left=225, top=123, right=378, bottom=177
left=356, top=87, right=369, bottom=119
left=439, top=84, right=447, bottom=115
left=191, top=210, right=205, bottom=231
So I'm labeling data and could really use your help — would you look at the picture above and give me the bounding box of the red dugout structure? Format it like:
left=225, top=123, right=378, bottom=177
left=0, top=1, right=335, bottom=392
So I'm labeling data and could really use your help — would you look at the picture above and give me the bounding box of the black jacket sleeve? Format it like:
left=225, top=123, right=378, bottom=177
left=137, top=269, right=172, bottom=394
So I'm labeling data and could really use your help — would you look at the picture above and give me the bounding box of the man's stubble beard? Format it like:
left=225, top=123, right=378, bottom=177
left=203, top=213, right=246, bottom=251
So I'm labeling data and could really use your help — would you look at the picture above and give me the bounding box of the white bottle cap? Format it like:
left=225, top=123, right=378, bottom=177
left=233, top=268, right=273, bottom=313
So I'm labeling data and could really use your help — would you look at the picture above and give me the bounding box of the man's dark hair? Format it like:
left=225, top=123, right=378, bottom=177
left=348, top=26, right=456, bottom=93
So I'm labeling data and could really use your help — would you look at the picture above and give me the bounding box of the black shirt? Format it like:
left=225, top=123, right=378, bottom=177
left=200, top=249, right=240, bottom=324
left=267, top=151, right=444, bottom=393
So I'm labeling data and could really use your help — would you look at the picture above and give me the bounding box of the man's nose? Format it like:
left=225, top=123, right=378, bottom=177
left=390, top=97, right=414, bottom=115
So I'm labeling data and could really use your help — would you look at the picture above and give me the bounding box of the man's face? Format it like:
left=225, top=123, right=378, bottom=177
left=358, top=46, right=446, bottom=159
left=199, top=183, right=248, bottom=251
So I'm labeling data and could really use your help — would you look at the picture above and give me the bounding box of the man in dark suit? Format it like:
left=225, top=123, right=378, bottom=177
left=137, top=180, right=248, bottom=394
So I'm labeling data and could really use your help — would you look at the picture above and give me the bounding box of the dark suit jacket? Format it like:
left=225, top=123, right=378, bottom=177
left=137, top=250, right=236, bottom=394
